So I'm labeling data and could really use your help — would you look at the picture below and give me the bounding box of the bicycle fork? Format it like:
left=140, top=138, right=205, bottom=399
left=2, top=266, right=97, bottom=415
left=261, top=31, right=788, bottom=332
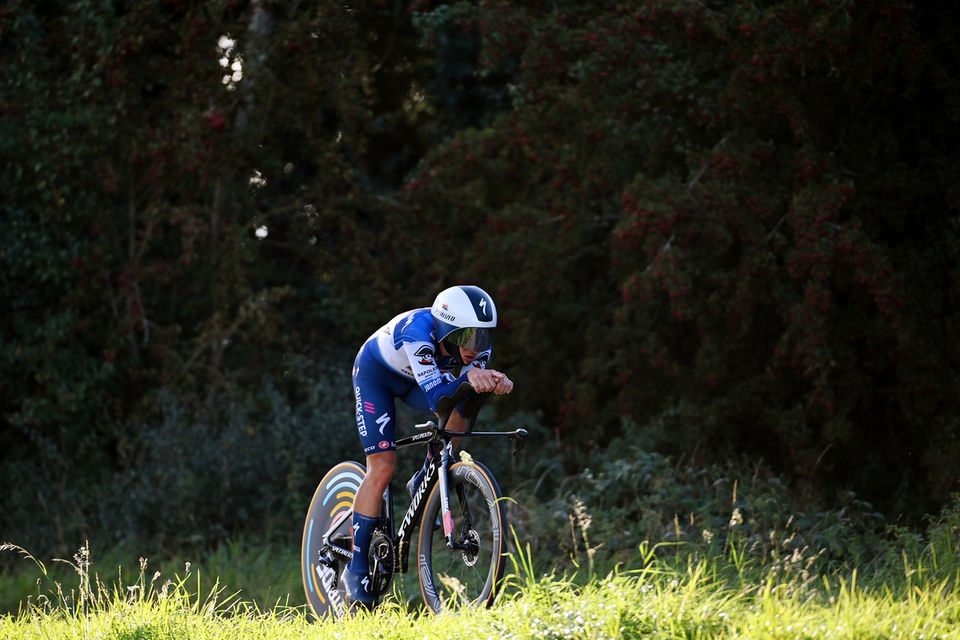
left=437, top=444, right=480, bottom=553
left=438, top=443, right=456, bottom=540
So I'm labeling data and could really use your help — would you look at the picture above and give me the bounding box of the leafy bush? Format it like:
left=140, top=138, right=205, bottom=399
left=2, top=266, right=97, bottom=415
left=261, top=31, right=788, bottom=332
left=3, top=0, right=959, bottom=563
left=512, top=428, right=894, bottom=584
left=0, top=358, right=357, bottom=557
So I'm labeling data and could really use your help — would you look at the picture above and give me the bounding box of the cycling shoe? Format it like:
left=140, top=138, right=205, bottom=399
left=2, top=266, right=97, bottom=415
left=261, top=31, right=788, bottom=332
left=339, top=566, right=374, bottom=608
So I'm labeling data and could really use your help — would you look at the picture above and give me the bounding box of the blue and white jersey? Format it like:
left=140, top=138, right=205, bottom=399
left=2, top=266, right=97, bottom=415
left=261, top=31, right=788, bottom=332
left=364, top=308, right=491, bottom=412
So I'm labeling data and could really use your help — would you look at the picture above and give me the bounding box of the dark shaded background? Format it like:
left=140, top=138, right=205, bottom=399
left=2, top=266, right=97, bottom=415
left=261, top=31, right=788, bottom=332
left=2, top=0, right=958, bottom=557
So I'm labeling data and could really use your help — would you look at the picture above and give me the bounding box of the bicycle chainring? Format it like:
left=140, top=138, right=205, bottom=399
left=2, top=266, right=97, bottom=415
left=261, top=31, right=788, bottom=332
left=368, top=530, right=395, bottom=597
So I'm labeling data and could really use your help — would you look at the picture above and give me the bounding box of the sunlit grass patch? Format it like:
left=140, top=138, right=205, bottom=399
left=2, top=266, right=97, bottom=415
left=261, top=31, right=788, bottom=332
left=3, top=494, right=960, bottom=639
left=3, top=550, right=960, bottom=640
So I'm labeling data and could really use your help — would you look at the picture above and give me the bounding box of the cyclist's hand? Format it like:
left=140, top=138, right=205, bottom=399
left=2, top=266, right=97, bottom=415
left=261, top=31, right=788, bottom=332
left=492, top=372, right=514, bottom=395
left=468, top=367, right=514, bottom=394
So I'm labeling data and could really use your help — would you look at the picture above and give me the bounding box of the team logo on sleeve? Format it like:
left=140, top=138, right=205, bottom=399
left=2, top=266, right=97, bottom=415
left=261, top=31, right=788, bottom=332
left=414, top=345, right=435, bottom=366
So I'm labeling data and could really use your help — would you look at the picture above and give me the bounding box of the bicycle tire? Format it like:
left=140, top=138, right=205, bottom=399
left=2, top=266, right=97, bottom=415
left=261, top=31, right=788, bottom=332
left=417, top=460, right=508, bottom=612
left=301, top=461, right=365, bottom=620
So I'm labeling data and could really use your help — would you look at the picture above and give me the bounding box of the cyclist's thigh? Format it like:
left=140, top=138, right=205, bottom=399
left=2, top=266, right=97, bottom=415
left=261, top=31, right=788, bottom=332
left=353, top=344, right=410, bottom=455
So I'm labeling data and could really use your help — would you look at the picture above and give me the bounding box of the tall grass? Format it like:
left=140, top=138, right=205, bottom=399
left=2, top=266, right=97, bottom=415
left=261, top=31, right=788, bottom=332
left=4, top=446, right=960, bottom=639
left=0, top=538, right=307, bottom=618
left=3, top=503, right=960, bottom=640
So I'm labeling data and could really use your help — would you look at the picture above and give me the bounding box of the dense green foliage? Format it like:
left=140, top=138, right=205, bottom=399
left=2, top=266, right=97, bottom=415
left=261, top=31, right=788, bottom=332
left=2, top=0, right=959, bottom=556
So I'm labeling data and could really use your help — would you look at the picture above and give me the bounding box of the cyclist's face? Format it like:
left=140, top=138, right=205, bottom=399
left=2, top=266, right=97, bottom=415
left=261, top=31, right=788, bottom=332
left=460, top=347, right=478, bottom=365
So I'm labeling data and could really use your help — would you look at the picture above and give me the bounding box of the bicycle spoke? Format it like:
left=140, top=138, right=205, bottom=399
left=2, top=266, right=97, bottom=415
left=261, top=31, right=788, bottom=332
left=418, top=461, right=507, bottom=612
left=434, top=486, right=490, bottom=595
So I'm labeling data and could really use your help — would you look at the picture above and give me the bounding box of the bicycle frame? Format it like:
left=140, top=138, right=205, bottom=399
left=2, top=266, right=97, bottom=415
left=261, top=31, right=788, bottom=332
left=319, top=421, right=528, bottom=577
left=317, top=382, right=527, bottom=583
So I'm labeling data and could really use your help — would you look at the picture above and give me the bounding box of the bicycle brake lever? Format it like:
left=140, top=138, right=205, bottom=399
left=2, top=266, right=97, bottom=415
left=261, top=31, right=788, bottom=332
left=511, top=428, right=529, bottom=455
left=415, top=420, right=437, bottom=430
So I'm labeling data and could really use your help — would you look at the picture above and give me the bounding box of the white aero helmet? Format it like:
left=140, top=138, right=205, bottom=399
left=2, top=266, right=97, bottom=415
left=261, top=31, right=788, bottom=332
left=430, top=285, right=497, bottom=353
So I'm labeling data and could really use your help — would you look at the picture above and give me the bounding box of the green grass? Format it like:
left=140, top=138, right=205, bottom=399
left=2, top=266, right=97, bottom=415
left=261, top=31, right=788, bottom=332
left=0, top=538, right=305, bottom=616
left=2, top=532, right=960, bottom=640
left=3, top=484, right=960, bottom=639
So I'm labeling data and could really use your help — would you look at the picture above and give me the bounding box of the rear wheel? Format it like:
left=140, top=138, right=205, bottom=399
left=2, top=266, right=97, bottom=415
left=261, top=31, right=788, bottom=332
left=301, top=461, right=365, bottom=620
left=417, top=461, right=508, bottom=612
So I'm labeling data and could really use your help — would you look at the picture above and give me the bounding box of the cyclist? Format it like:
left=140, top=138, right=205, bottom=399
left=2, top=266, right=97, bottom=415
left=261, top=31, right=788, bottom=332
left=340, top=285, right=515, bottom=607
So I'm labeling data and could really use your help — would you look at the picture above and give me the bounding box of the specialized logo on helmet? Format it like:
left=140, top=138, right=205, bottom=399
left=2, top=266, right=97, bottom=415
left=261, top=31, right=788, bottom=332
left=461, top=286, right=496, bottom=324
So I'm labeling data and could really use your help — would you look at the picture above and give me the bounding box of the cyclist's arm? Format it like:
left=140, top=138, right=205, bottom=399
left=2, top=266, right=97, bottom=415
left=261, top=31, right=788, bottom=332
left=400, top=341, right=492, bottom=410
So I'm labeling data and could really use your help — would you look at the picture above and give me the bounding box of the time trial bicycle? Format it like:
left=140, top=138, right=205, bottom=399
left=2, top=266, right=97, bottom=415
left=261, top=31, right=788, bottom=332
left=300, top=382, right=528, bottom=617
